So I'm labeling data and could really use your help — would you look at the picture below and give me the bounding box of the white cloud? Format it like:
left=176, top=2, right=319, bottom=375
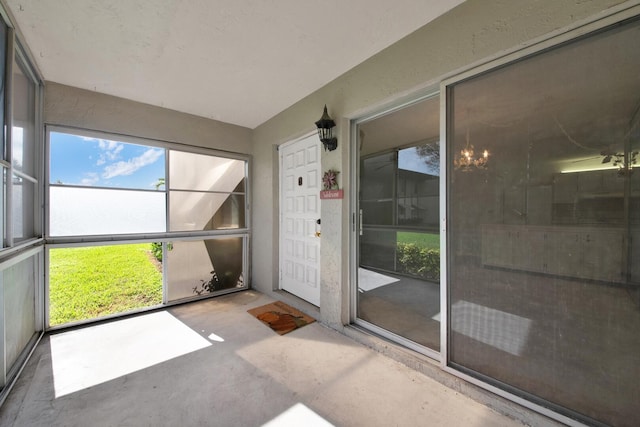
left=98, top=139, right=122, bottom=152
left=96, top=139, right=124, bottom=165
left=80, top=137, right=124, bottom=165
left=80, top=173, right=100, bottom=186
left=102, top=148, right=163, bottom=179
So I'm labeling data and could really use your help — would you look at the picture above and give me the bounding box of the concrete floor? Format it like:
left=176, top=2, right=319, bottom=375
left=0, top=291, right=527, bottom=427
left=358, top=268, right=441, bottom=350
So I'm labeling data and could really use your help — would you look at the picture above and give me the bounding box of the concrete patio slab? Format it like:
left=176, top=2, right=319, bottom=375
left=0, top=291, right=528, bottom=427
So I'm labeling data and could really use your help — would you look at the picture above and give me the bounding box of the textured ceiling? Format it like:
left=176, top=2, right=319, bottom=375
left=6, top=0, right=465, bottom=129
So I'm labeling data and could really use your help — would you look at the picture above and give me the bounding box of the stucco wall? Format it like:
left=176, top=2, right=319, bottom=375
left=44, top=82, right=252, bottom=154
left=250, top=0, right=632, bottom=327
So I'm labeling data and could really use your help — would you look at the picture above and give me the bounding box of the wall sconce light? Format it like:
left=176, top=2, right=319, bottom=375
left=315, top=105, right=338, bottom=151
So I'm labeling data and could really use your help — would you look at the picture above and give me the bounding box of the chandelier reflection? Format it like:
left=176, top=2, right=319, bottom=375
left=454, top=130, right=489, bottom=171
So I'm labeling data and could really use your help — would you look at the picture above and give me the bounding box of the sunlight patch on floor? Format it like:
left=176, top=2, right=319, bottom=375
left=358, top=268, right=400, bottom=292
left=450, top=300, right=531, bottom=356
left=262, top=403, right=334, bottom=427
left=50, top=311, right=212, bottom=397
left=208, top=332, right=225, bottom=342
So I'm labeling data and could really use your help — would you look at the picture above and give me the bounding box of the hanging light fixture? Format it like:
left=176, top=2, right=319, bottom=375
left=315, top=105, right=338, bottom=151
left=454, top=129, right=489, bottom=171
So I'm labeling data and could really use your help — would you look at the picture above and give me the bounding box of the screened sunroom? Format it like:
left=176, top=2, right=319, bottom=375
left=1, top=1, right=639, bottom=427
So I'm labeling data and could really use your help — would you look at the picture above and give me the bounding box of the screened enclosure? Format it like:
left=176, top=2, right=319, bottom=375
left=47, top=128, right=250, bottom=327
left=0, top=22, right=44, bottom=401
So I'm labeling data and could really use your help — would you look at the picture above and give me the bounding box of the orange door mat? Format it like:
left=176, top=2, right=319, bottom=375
left=247, top=301, right=315, bottom=335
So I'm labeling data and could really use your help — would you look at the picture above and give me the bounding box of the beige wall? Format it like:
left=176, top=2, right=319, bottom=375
left=250, top=0, right=631, bottom=327
left=44, top=82, right=252, bottom=154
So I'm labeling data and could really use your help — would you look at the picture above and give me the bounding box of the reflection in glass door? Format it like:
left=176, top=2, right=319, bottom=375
left=356, top=95, right=441, bottom=352
left=445, top=17, right=640, bottom=425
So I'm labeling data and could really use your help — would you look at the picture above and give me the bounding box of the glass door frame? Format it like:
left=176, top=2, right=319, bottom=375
left=350, top=91, right=442, bottom=361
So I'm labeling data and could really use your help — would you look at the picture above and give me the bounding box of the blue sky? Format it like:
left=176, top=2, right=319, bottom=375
left=50, top=132, right=165, bottom=189
left=398, top=146, right=440, bottom=176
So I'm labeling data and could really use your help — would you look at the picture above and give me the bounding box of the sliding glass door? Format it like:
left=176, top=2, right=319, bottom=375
left=444, top=16, right=640, bottom=427
left=355, top=95, right=441, bottom=353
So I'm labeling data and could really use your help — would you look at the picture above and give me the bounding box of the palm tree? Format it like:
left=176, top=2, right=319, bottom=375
left=154, top=177, right=165, bottom=190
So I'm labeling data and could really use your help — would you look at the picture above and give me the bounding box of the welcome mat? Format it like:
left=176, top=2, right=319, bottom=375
left=247, top=301, right=315, bottom=335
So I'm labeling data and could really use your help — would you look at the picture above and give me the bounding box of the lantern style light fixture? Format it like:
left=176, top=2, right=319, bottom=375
left=315, top=105, right=338, bottom=151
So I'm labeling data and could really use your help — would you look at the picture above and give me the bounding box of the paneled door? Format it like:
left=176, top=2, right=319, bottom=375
left=279, top=134, right=321, bottom=306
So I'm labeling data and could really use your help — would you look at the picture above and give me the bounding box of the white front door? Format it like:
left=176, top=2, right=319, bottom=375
left=279, top=134, right=321, bottom=306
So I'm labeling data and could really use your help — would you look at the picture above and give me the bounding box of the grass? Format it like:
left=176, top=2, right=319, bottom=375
left=397, top=231, right=440, bottom=250
left=48, top=235, right=436, bottom=326
left=49, top=243, right=163, bottom=326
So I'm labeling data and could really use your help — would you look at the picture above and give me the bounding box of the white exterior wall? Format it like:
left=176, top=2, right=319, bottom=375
left=250, top=0, right=631, bottom=328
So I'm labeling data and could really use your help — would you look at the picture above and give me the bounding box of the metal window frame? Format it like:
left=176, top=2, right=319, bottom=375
left=2, top=35, right=43, bottom=250
left=0, top=3, right=45, bottom=410
left=350, top=90, right=442, bottom=360
left=44, top=125, right=252, bottom=329
left=45, top=125, right=251, bottom=242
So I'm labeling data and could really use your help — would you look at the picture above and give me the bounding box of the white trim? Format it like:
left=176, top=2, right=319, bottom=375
left=5, top=27, right=14, bottom=248
left=354, top=319, right=441, bottom=361
left=0, top=238, right=44, bottom=260
left=0, top=245, right=41, bottom=270
left=45, top=232, right=250, bottom=248
left=438, top=84, right=448, bottom=370
left=353, top=91, right=440, bottom=127
left=349, top=118, right=359, bottom=323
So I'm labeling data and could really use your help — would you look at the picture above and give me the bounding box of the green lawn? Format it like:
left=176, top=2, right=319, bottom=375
left=397, top=231, right=440, bottom=250
left=49, top=244, right=163, bottom=326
